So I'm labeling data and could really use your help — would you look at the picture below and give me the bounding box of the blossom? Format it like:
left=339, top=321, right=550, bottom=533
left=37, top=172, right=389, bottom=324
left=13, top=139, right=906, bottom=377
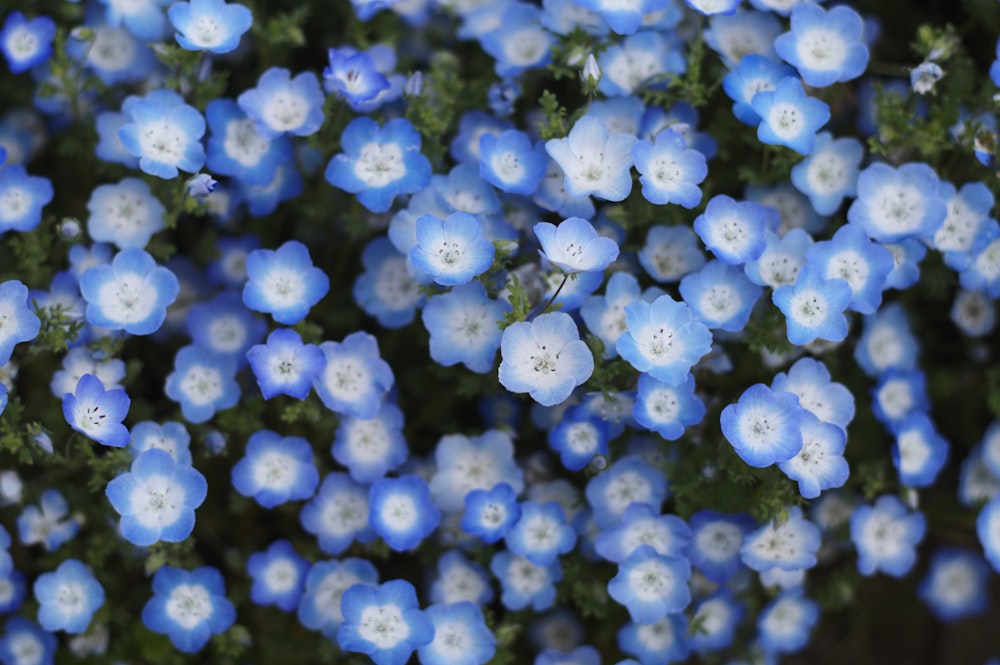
left=847, top=162, right=948, bottom=243
left=242, top=240, right=329, bottom=325
left=850, top=494, right=926, bottom=577
left=772, top=265, right=852, bottom=345
left=168, top=0, right=253, bottom=54
left=478, top=130, right=547, bottom=196
left=632, top=127, right=707, bottom=208
left=246, top=539, right=309, bottom=612
left=118, top=94, right=206, bottom=179
left=33, top=560, right=104, bottom=635
left=721, top=383, right=805, bottom=468
left=421, top=281, right=509, bottom=373
left=0, top=280, right=40, bottom=366
left=461, top=482, right=521, bottom=544
left=616, top=295, right=713, bottom=386
left=545, top=115, right=637, bottom=202
left=757, top=592, right=819, bottom=654
left=324, top=117, right=431, bottom=213
left=750, top=76, right=830, bottom=154
left=418, top=602, right=496, bottom=665
left=917, top=548, right=990, bottom=622
left=790, top=132, right=864, bottom=215
left=231, top=430, right=319, bottom=508
left=164, top=345, right=240, bottom=423
left=0, top=164, right=53, bottom=234
left=409, top=212, right=495, bottom=286
left=246, top=327, right=324, bottom=400
left=693, top=195, right=772, bottom=266
left=337, top=580, right=434, bottom=665
left=594, top=503, right=691, bottom=563
left=369, top=475, right=441, bottom=552
left=105, top=448, right=208, bottom=547
left=479, top=4, right=554, bottom=78
left=17, top=490, right=80, bottom=552
left=313, top=331, right=394, bottom=419
left=0, top=11, right=56, bottom=73
left=141, top=566, right=235, bottom=653
left=79, top=248, right=180, bottom=335
left=205, top=98, right=294, bottom=186
left=299, top=473, right=375, bottom=555
left=679, top=259, right=763, bottom=332
left=534, top=217, right=619, bottom=274
left=773, top=2, right=869, bottom=87
left=237, top=67, right=324, bottom=139
left=633, top=373, right=706, bottom=441
left=323, top=47, right=390, bottom=106
left=86, top=178, right=165, bottom=250
left=490, top=551, right=561, bottom=611
left=504, top=501, right=576, bottom=566
left=333, top=401, right=408, bottom=483
left=297, top=558, right=378, bottom=638
left=62, top=374, right=130, bottom=448
left=740, top=506, right=821, bottom=571
left=607, top=545, right=691, bottom=624
left=498, top=311, right=594, bottom=407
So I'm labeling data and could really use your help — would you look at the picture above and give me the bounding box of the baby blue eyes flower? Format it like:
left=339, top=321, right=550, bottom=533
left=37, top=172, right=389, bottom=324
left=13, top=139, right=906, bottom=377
left=409, top=212, right=495, bottom=286
left=129, top=420, right=192, bottom=464
left=421, top=281, right=509, bottom=374
left=478, top=130, right=547, bottom=196
left=0, top=164, right=54, bottom=234
left=490, top=550, right=562, bottom=611
left=142, top=566, right=236, bottom=654
left=847, top=162, right=947, bottom=243
left=164, top=344, right=240, bottom=423
left=757, top=592, right=819, bottom=654
left=535, top=217, right=619, bottom=275
left=246, top=327, right=324, bottom=400
left=334, top=401, right=408, bottom=484
left=685, top=0, right=741, bottom=16
left=242, top=240, right=329, bottom=325
left=772, top=265, right=852, bottom=346
left=479, top=4, right=554, bottom=78
left=722, top=54, right=797, bottom=126
left=694, top=195, right=771, bottom=266
left=0, top=280, right=40, bottom=365
left=205, top=98, right=294, bottom=186
left=313, top=331, right=394, bottom=419
left=774, top=2, right=869, bottom=88
left=790, top=132, right=864, bottom=215
left=79, top=248, right=179, bottom=335
left=237, top=67, right=324, bottom=139
left=633, top=373, right=706, bottom=441
left=917, top=548, right=990, bottom=622
left=17, top=489, right=80, bottom=552
left=325, top=117, right=432, bottom=213
left=86, top=178, right=165, bottom=250
left=750, top=77, right=830, bottom=155
left=632, top=128, right=708, bottom=208
left=246, top=539, right=309, bottom=612
left=679, top=259, right=763, bottom=332
left=369, top=474, right=441, bottom=552
left=0, top=11, right=56, bottom=74
left=891, top=412, right=949, bottom=488
left=323, top=47, right=390, bottom=106
left=504, top=501, right=576, bottom=566
left=298, top=557, right=379, bottom=638
left=616, top=295, right=713, bottom=386
left=498, top=311, right=594, bottom=407
left=231, top=430, right=319, bottom=508
left=62, top=374, right=130, bottom=449
left=33, top=559, right=104, bottom=635
left=418, top=602, right=496, bottom=665
left=607, top=545, right=691, bottom=624
left=167, top=0, right=253, bottom=54
left=338, top=580, right=434, bottom=665
left=740, top=506, right=820, bottom=572
left=461, top=482, right=521, bottom=544
left=721, top=383, right=805, bottom=468
left=545, top=115, right=637, bottom=202
left=0, top=618, right=56, bottom=665
left=118, top=96, right=206, bottom=179
left=105, top=448, right=208, bottom=547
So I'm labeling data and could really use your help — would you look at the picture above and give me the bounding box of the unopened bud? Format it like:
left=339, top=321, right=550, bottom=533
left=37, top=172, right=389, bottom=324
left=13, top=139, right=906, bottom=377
left=404, top=71, right=423, bottom=97
left=581, top=53, right=601, bottom=87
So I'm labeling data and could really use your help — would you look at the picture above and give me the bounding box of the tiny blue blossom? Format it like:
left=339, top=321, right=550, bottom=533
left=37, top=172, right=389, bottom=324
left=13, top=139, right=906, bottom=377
left=142, top=566, right=235, bottom=653
left=242, top=240, right=329, bottom=325
left=246, top=327, right=324, bottom=400
left=79, top=248, right=179, bottom=335
left=62, top=374, right=130, bottom=448
left=237, top=67, right=324, bottom=139
left=231, top=430, right=319, bottom=508
left=168, top=0, right=253, bottom=54
left=499, top=311, right=594, bottom=407
left=337, top=579, right=434, bottom=665
left=33, top=560, right=103, bottom=635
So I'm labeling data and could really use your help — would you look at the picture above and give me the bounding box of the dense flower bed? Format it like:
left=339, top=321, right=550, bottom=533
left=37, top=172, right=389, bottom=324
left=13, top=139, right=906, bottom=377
left=0, top=0, right=998, bottom=663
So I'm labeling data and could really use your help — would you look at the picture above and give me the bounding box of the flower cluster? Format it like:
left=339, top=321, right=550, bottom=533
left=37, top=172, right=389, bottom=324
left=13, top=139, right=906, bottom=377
left=0, top=0, right=997, bottom=663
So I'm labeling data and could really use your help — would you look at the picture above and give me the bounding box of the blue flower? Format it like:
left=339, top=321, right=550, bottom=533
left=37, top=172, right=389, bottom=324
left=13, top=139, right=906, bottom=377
left=33, top=559, right=103, bottom=635
left=118, top=94, right=206, bottom=179
left=237, top=67, right=324, bottom=139
left=853, top=302, right=919, bottom=378
left=722, top=54, right=797, bottom=126
left=917, top=548, right=990, bottom=622
left=353, top=236, right=424, bottom=329
left=0, top=280, right=39, bottom=365
left=0, top=566, right=26, bottom=615
left=805, top=223, right=894, bottom=314
left=685, top=510, right=754, bottom=582
left=333, top=401, right=408, bottom=483
left=757, top=592, right=819, bottom=654
left=547, top=406, right=611, bottom=471
left=16, top=490, right=80, bottom=552
left=461, top=482, right=521, bottom=544
left=105, top=448, right=207, bottom=547
left=478, top=130, right=546, bottom=196
left=242, top=240, right=329, bottom=325
left=164, top=345, right=240, bottom=423
left=680, top=259, right=763, bottom=332
left=325, top=117, right=431, bottom=213
left=504, top=501, right=576, bottom=566
left=62, top=374, right=130, bottom=448
left=409, top=212, right=495, bottom=286
left=632, top=127, right=707, bottom=208
left=205, top=98, right=294, bottom=186
left=338, top=579, right=434, bottom=665
left=608, top=545, right=691, bottom=624
left=771, top=357, right=855, bottom=431
left=616, top=295, right=713, bottom=386
left=633, top=373, right=706, bottom=441
left=168, top=0, right=252, bottom=53
left=422, top=281, right=509, bottom=373
left=186, top=290, right=265, bottom=366
left=313, top=331, right=394, bottom=419
left=0, top=11, right=56, bottom=73
left=686, top=0, right=740, bottom=16
left=772, top=265, right=852, bottom=345
left=490, top=551, right=561, bottom=611
left=618, top=615, right=689, bottom=663
left=418, top=602, right=496, bottom=665
left=231, top=430, right=319, bottom=508
left=0, top=618, right=56, bottom=665
left=499, top=311, right=594, bottom=407
left=910, top=61, right=943, bottom=94
left=595, top=503, right=691, bottom=564
left=297, top=558, right=378, bottom=638
left=429, top=550, right=493, bottom=607
left=978, top=494, right=1000, bottom=572
left=128, top=421, right=192, bottom=464
left=323, top=47, right=390, bottom=106
left=246, top=327, right=324, bottom=400
left=741, top=506, right=820, bottom=571
left=142, top=566, right=236, bottom=653
left=694, top=195, right=773, bottom=266
left=0, top=164, right=53, bottom=234
left=299, top=473, right=375, bottom=555
left=246, top=539, right=309, bottom=611
left=479, top=4, right=553, bottom=77
left=721, top=383, right=805, bottom=468
left=50, top=348, right=126, bottom=401
left=774, top=3, right=869, bottom=87
left=535, top=217, right=619, bottom=275
left=369, top=475, right=440, bottom=552
left=430, top=430, right=524, bottom=512
left=638, top=225, right=706, bottom=283
left=585, top=456, right=669, bottom=529
left=79, top=248, right=179, bottom=335
left=750, top=76, right=830, bottom=154
left=86, top=178, right=165, bottom=250
left=599, top=31, right=685, bottom=97
left=850, top=494, right=926, bottom=577
left=545, top=115, right=636, bottom=202
left=688, top=592, right=744, bottom=653
left=790, top=132, right=864, bottom=215
left=847, top=162, right=948, bottom=243
left=891, top=412, right=949, bottom=488
left=960, top=225, right=1000, bottom=297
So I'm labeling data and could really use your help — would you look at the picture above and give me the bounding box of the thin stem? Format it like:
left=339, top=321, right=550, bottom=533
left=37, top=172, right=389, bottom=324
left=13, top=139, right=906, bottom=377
left=531, top=274, right=569, bottom=320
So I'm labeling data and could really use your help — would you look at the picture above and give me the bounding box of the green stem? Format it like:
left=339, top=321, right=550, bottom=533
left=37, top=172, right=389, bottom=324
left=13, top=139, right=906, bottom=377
left=531, top=274, right=569, bottom=319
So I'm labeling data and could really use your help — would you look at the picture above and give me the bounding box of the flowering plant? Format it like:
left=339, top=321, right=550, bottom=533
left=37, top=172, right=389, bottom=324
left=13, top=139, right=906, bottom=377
left=0, top=0, right=998, bottom=663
